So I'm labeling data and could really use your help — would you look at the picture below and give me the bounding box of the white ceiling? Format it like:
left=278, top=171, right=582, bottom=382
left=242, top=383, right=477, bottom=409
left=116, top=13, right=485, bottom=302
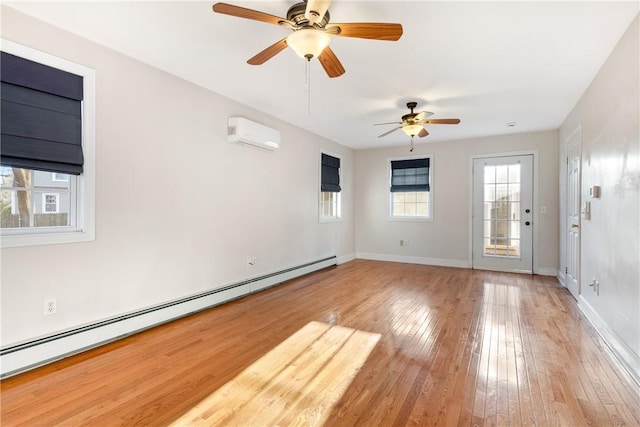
left=5, top=1, right=638, bottom=150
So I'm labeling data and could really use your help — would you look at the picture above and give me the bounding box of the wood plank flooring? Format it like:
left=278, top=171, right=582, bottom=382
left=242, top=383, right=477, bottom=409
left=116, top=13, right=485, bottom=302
left=1, top=260, right=639, bottom=426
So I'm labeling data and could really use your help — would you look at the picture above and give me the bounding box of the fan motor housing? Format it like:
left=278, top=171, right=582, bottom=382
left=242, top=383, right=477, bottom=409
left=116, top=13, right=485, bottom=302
left=402, top=113, right=417, bottom=122
left=287, top=2, right=330, bottom=27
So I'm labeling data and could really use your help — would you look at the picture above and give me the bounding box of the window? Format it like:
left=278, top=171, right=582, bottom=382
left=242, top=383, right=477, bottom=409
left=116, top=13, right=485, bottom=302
left=43, top=193, right=60, bottom=214
left=482, top=162, right=522, bottom=258
left=320, top=153, right=342, bottom=221
left=0, top=39, right=95, bottom=248
left=390, top=156, right=432, bottom=220
left=52, top=173, right=69, bottom=182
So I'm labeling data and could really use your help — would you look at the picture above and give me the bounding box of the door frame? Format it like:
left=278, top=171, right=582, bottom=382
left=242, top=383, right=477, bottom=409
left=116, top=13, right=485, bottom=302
left=564, top=125, right=582, bottom=298
left=468, top=150, right=539, bottom=273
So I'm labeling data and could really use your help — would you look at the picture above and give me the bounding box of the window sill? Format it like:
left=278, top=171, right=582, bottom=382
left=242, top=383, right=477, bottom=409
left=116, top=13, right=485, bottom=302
left=1, top=229, right=95, bottom=248
left=388, top=216, right=433, bottom=222
left=319, top=217, right=342, bottom=224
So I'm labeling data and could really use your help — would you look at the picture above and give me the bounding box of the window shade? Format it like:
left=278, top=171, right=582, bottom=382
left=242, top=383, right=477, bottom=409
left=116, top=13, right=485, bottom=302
left=1, top=52, right=84, bottom=175
left=321, top=153, right=341, bottom=192
left=390, top=158, right=430, bottom=192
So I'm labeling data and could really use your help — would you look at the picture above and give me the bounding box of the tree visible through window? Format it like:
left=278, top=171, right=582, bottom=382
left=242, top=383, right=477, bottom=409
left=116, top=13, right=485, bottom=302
left=1, top=167, right=71, bottom=228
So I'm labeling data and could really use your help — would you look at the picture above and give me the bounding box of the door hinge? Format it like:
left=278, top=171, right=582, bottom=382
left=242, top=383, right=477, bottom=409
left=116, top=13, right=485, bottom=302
left=565, top=266, right=568, bottom=274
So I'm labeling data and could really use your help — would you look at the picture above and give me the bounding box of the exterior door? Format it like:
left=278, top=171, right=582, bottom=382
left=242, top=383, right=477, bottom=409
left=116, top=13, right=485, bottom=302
left=566, top=129, right=581, bottom=299
left=472, top=155, right=533, bottom=273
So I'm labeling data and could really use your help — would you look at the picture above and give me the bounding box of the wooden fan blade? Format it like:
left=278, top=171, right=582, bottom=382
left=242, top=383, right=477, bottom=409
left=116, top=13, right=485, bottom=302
left=378, top=126, right=402, bottom=138
left=318, top=47, right=345, bottom=78
left=247, top=38, right=288, bottom=65
left=305, top=0, right=332, bottom=25
left=325, top=23, right=403, bottom=41
left=415, top=111, right=434, bottom=121
left=424, top=118, right=461, bottom=125
left=373, top=121, right=403, bottom=126
left=212, top=3, right=287, bottom=26
left=418, top=128, right=429, bottom=138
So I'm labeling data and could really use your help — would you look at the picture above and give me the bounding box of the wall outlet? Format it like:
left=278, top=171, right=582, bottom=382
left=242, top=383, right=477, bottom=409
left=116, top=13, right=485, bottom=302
left=44, top=298, right=57, bottom=316
left=400, top=240, right=409, bottom=247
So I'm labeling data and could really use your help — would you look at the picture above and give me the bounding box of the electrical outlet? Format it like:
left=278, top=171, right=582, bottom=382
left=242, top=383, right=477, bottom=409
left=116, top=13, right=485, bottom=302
left=44, top=298, right=57, bottom=316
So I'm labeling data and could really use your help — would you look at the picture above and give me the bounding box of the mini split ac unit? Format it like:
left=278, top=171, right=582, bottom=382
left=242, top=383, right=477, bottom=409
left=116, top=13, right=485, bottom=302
left=227, top=117, right=280, bottom=151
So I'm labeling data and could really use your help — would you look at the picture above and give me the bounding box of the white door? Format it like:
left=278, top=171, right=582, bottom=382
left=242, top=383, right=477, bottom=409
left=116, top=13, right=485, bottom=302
left=566, top=129, right=581, bottom=299
left=472, top=155, right=533, bottom=273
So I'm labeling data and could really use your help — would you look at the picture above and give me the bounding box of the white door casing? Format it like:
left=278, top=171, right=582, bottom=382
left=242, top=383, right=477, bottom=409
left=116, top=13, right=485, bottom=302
left=566, top=127, right=581, bottom=299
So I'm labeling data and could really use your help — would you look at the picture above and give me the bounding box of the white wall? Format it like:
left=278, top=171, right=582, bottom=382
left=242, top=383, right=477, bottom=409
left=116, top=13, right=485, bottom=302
left=559, top=15, right=639, bottom=378
left=0, top=7, right=354, bottom=346
left=354, top=131, right=559, bottom=273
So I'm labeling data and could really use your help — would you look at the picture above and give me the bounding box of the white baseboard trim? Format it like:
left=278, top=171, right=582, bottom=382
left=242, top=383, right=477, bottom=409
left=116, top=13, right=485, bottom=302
left=356, top=252, right=469, bottom=269
left=337, top=253, right=356, bottom=265
left=557, top=269, right=567, bottom=287
left=0, top=256, right=337, bottom=379
left=535, top=267, right=558, bottom=276
left=578, top=295, right=640, bottom=391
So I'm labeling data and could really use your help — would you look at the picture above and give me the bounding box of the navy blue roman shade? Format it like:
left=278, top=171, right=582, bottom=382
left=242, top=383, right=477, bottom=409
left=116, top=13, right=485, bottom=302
left=390, top=158, right=430, bottom=192
left=1, top=52, right=84, bottom=175
left=321, top=153, right=341, bottom=193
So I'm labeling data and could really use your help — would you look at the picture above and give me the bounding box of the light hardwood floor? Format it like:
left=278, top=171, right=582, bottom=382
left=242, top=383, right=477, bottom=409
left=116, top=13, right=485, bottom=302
left=1, top=260, right=639, bottom=426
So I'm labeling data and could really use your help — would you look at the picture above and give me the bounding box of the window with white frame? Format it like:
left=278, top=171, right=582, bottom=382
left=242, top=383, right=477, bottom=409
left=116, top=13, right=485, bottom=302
left=0, top=40, right=95, bottom=247
left=390, top=156, right=432, bottom=220
left=320, top=153, right=342, bottom=221
left=42, top=193, right=60, bottom=213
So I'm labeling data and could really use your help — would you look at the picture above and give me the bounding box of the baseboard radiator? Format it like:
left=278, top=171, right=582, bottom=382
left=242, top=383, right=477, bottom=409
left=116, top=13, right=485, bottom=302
left=1, top=256, right=337, bottom=379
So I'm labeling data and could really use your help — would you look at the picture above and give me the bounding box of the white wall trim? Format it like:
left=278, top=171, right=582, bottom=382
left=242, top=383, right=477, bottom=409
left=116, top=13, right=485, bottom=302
left=535, top=267, right=558, bottom=276
left=337, top=253, right=356, bottom=264
left=578, top=295, right=640, bottom=392
left=356, top=252, right=469, bottom=269
left=557, top=269, right=567, bottom=287
left=0, top=256, right=337, bottom=379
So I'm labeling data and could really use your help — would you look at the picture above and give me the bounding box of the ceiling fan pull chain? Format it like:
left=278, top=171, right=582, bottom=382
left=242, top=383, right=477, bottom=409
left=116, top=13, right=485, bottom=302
left=305, top=59, right=311, bottom=115
left=410, top=136, right=415, bottom=152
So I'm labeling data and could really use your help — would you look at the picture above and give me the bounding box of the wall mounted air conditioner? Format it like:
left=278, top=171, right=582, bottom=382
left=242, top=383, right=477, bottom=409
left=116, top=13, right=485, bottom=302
left=227, top=117, right=280, bottom=151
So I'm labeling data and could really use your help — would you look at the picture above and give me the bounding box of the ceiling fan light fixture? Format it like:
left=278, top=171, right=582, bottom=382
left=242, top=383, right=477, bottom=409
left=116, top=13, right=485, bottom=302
left=402, top=124, right=423, bottom=137
left=286, top=29, right=331, bottom=60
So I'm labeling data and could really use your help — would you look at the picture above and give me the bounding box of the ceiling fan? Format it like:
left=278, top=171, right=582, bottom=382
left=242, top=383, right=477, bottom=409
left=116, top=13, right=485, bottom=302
left=212, top=1, right=403, bottom=78
left=375, top=102, right=460, bottom=151
left=375, top=101, right=461, bottom=138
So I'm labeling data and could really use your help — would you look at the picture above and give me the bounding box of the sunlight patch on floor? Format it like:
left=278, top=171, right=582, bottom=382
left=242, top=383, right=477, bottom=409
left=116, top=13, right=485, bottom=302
left=170, top=321, right=381, bottom=426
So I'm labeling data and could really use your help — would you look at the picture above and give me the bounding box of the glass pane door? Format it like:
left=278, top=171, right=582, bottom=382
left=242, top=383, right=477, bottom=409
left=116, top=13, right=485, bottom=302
left=482, top=163, right=521, bottom=258
left=472, top=155, right=533, bottom=273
